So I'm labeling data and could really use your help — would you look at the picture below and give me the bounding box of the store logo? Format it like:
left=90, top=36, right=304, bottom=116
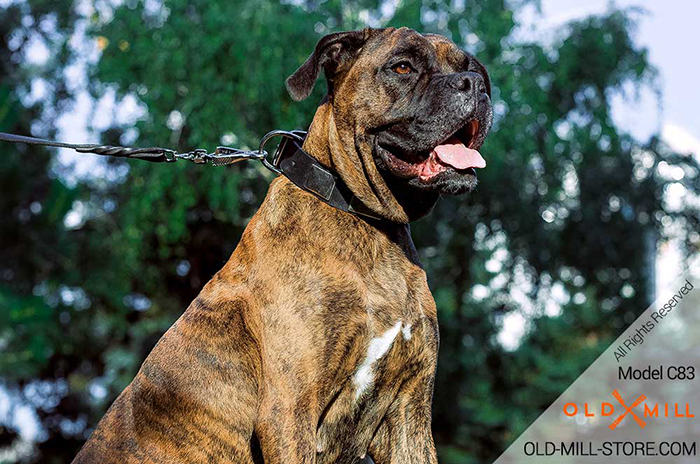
left=609, top=390, right=646, bottom=430
left=563, top=389, right=694, bottom=430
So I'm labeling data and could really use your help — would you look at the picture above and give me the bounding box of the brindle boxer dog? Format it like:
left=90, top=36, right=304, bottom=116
left=73, top=26, right=492, bottom=464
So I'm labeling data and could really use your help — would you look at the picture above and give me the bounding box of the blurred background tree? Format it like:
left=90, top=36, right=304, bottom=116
left=1, top=0, right=698, bottom=463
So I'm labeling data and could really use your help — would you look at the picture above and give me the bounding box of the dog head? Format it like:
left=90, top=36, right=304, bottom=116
left=286, top=27, right=493, bottom=223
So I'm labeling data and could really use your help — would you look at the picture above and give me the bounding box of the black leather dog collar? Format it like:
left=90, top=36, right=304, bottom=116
left=275, top=136, right=381, bottom=221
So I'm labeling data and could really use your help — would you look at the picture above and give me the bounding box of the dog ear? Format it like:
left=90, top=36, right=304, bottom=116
left=286, top=30, right=368, bottom=102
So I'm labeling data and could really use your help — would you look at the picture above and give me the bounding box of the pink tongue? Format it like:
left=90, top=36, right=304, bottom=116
left=432, top=136, right=486, bottom=170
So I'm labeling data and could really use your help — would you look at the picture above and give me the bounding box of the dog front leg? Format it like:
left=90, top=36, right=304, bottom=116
left=255, top=402, right=317, bottom=464
left=366, top=392, right=437, bottom=464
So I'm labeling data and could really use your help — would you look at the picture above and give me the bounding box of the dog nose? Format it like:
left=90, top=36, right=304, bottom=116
left=450, top=72, right=487, bottom=96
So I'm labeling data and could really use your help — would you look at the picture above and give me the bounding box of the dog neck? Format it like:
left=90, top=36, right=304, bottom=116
left=301, top=100, right=439, bottom=223
left=251, top=176, right=422, bottom=269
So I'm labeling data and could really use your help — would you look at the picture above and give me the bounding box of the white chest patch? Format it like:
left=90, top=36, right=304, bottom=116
left=401, top=323, right=412, bottom=340
left=353, top=321, right=403, bottom=400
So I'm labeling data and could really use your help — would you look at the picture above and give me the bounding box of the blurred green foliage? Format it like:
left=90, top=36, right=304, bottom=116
left=1, top=1, right=699, bottom=463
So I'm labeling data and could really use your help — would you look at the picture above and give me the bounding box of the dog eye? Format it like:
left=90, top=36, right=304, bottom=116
left=392, top=62, right=414, bottom=75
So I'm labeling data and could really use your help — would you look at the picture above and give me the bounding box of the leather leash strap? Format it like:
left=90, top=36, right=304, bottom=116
left=0, top=131, right=176, bottom=163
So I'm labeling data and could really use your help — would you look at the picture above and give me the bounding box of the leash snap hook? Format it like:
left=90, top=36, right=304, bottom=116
left=206, top=146, right=266, bottom=167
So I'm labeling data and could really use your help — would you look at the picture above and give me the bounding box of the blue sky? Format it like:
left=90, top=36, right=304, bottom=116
left=537, top=0, right=700, bottom=153
left=499, top=0, right=700, bottom=349
left=540, top=0, right=700, bottom=319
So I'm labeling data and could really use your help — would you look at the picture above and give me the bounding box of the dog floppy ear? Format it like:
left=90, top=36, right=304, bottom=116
left=286, top=29, right=368, bottom=102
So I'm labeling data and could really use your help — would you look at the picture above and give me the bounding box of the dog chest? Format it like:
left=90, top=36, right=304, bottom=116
left=314, top=309, right=438, bottom=463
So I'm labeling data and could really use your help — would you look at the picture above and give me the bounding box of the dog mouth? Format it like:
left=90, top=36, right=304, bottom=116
left=375, top=120, right=485, bottom=182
